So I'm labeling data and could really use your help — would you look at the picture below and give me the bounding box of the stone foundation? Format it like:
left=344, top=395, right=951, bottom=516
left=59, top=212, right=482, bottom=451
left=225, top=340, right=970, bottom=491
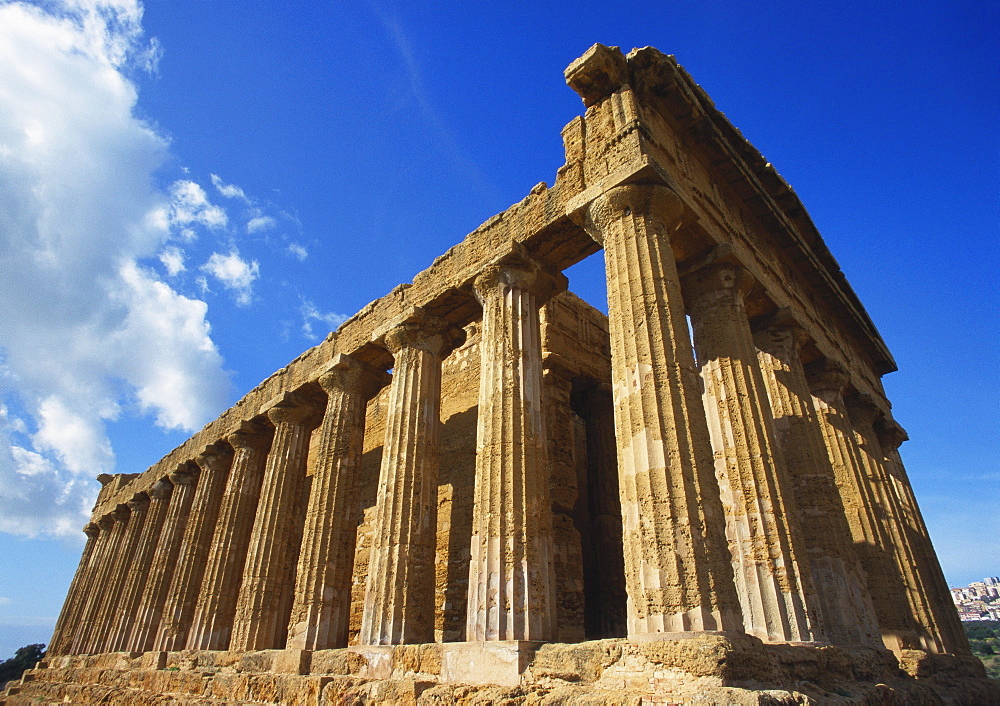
left=5, top=639, right=996, bottom=705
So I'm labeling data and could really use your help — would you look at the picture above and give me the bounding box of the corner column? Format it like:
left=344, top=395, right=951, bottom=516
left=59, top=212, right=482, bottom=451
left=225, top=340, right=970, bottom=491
left=846, top=396, right=945, bottom=653
left=360, top=315, right=462, bottom=645
left=231, top=395, right=319, bottom=651
left=109, top=479, right=174, bottom=652
left=286, top=355, right=386, bottom=650
left=806, top=361, right=920, bottom=652
left=156, top=445, right=234, bottom=651
left=877, top=422, right=971, bottom=655
left=753, top=315, right=880, bottom=646
left=93, top=499, right=148, bottom=653
left=69, top=514, right=118, bottom=654
left=48, top=522, right=100, bottom=655
left=127, top=468, right=197, bottom=652
left=465, top=255, right=563, bottom=641
left=581, top=183, right=742, bottom=637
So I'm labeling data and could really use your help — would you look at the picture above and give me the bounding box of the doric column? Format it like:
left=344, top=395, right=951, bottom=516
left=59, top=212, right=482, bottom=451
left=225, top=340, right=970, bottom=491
left=186, top=423, right=272, bottom=650
left=69, top=514, right=117, bottom=654
left=286, top=355, right=386, bottom=650
left=580, top=183, right=742, bottom=638
left=95, top=502, right=147, bottom=653
left=108, top=480, right=173, bottom=652
left=231, top=395, right=319, bottom=651
left=846, top=395, right=944, bottom=654
left=360, top=314, right=462, bottom=645
left=685, top=261, right=819, bottom=643
left=127, top=468, right=197, bottom=652
left=877, top=421, right=971, bottom=655
left=156, top=445, right=234, bottom=651
left=465, top=254, right=564, bottom=641
left=754, top=314, right=880, bottom=646
left=806, top=361, right=920, bottom=652
left=49, top=522, right=100, bottom=655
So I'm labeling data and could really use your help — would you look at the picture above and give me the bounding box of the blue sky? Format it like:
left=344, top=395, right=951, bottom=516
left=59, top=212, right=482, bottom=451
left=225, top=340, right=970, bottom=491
left=0, top=0, right=996, bottom=658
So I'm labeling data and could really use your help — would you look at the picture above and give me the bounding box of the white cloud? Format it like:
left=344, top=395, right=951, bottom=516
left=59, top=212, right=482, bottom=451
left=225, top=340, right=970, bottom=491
left=287, top=242, right=308, bottom=261
left=247, top=214, right=276, bottom=233
left=159, top=245, right=185, bottom=275
left=0, top=0, right=231, bottom=538
left=210, top=173, right=248, bottom=202
left=0, top=597, right=11, bottom=606
left=168, top=179, right=227, bottom=230
left=300, top=298, right=348, bottom=341
left=201, top=250, right=259, bottom=306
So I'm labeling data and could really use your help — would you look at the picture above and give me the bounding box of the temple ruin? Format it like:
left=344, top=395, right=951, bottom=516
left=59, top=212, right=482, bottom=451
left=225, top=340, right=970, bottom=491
left=5, top=44, right=995, bottom=704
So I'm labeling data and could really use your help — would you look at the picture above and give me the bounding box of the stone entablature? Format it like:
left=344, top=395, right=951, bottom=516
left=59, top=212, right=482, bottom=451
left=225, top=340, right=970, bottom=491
left=20, top=44, right=993, bottom=704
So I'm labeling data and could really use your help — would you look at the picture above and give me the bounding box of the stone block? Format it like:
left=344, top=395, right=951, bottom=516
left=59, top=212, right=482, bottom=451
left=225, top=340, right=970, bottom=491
left=439, top=640, right=543, bottom=686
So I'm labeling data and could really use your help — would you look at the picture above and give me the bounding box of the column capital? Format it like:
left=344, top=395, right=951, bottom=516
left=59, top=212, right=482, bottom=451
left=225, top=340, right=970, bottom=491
left=83, top=522, right=100, bottom=538
left=263, top=391, right=322, bottom=427
left=226, top=420, right=273, bottom=452
left=196, top=443, right=234, bottom=474
left=127, top=492, right=150, bottom=514
left=845, top=393, right=883, bottom=428
left=169, top=464, right=199, bottom=486
left=681, top=250, right=753, bottom=309
left=805, top=358, right=850, bottom=396
left=473, top=250, right=567, bottom=307
left=96, top=515, right=114, bottom=531
left=383, top=309, right=465, bottom=359
left=149, top=477, right=173, bottom=501
left=752, top=308, right=810, bottom=351
left=111, top=503, right=131, bottom=523
left=876, top=418, right=908, bottom=452
left=316, top=353, right=389, bottom=401
left=584, top=182, right=686, bottom=243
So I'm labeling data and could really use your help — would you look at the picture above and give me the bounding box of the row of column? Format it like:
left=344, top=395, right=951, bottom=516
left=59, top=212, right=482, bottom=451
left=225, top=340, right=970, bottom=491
left=51, top=181, right=964, bottom=658
left=582, top=182, right=966, bottom=653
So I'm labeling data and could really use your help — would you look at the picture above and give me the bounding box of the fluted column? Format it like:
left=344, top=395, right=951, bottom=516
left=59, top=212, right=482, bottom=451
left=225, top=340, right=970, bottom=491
left=287, top=356, right=386, bottom=649
left=69, top=514, right=118, bottom=654
left=877, top=421, right=971, bottom=655
left=847, top=396, right=944, bottom=654
left=108, top=480, right=173, bottom=652
left=685, top=262, right=819, bottom=643
left=361, top=315, right=462, bottom=645
left=186, top=423, right=272, bottom=651
left=806, top=361, right=919, bottom=652
left=465, top=255, right=563, bottom=642
left=127, top=468, right=197, bottom=652
left=49, top=522, right=100, bottom=655
left=156, top=445, right=233, bottom=651
left=754, top=315, right=879, bottom=646
left=94, top=503, right=145, bottom=653
left=231, top=396, right=319, bottom=651
left=580, top=183, right=742, bottom=638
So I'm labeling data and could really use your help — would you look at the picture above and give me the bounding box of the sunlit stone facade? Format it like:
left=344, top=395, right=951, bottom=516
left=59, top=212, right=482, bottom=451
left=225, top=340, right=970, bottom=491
left=10, top=44, right=991, bottom=704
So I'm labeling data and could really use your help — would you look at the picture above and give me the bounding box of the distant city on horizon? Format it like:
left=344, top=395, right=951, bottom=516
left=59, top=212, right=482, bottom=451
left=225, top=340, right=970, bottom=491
left=952, top=577, right=1000, bottom=621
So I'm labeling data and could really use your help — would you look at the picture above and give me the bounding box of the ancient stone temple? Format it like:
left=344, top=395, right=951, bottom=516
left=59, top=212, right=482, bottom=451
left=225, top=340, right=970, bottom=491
left=5, top=45, right=995, bottom=704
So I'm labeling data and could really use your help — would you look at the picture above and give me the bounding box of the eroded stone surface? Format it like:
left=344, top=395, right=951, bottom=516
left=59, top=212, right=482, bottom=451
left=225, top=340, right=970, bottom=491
left=32, top=42, right=990, bottom=703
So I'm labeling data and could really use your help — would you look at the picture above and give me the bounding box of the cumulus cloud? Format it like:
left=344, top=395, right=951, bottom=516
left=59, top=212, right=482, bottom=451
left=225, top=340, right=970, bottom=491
left=299, top=298, right=348, bottom=341
left=287, top=242, right=308, bottom=261
left=159, top=245, right=185, bottom=275
left=202, top=250, right=259, bottom=306
left=0, top=0, right=231, bottom=538
left=167, top=179, right=227, bottom=230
